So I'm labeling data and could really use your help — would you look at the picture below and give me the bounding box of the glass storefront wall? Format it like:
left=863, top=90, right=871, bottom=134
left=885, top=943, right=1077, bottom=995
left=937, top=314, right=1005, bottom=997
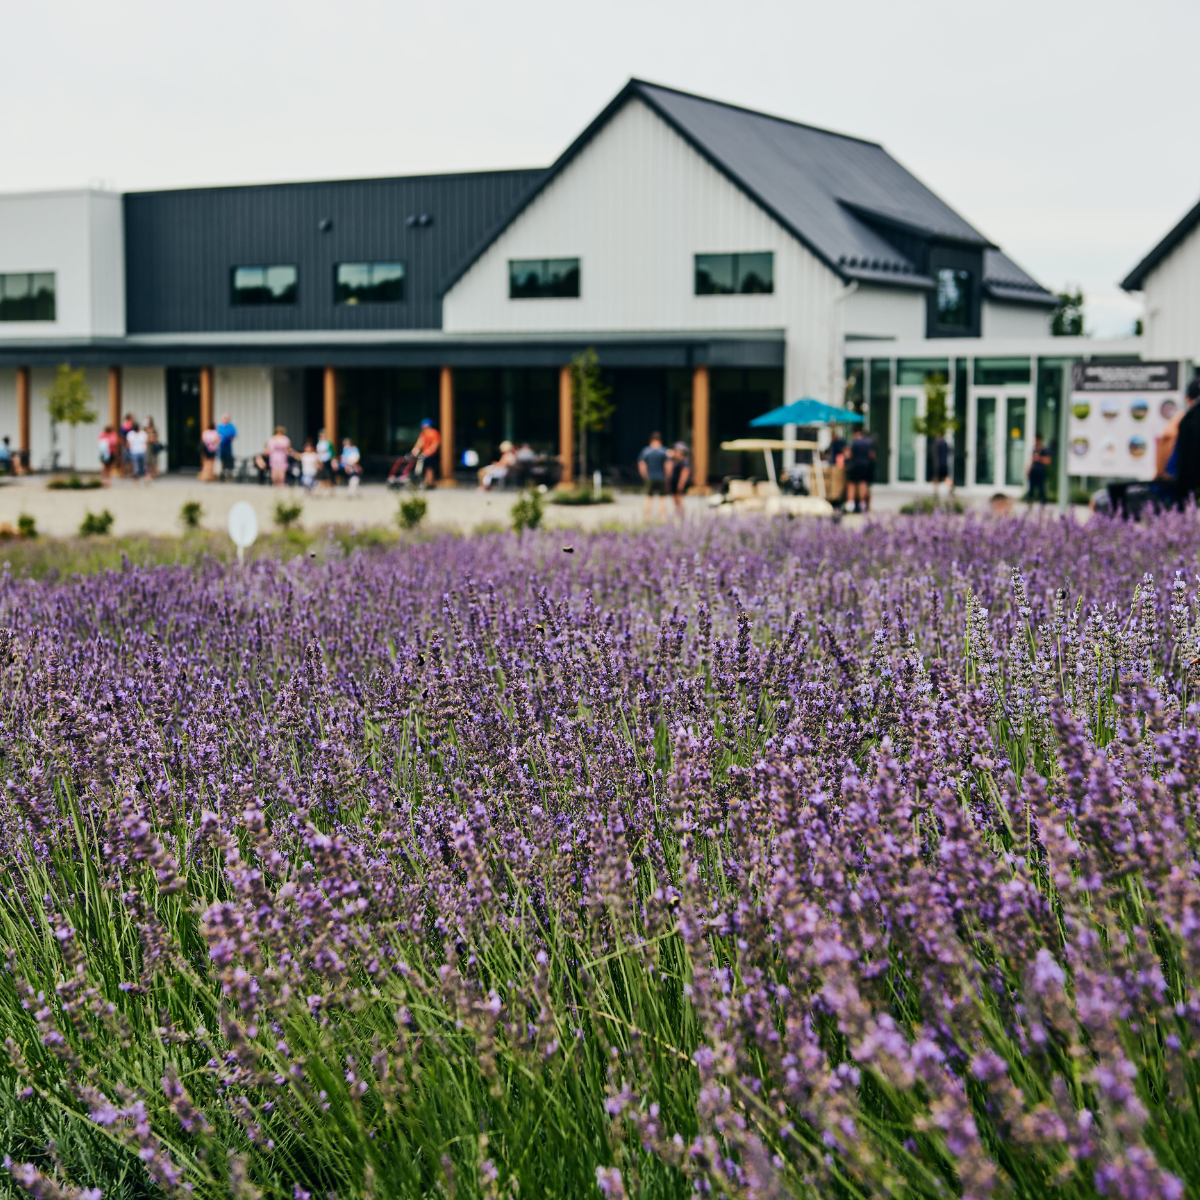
left=1036, top=358, right=1067, bottom=502
left=868, top=361, right=891, bottom=484
left=1005, top=397, right=1027, bottom=486
left=897, top=358, right=950, bottom=386
left=975, top=397, right=996, bottom=486
left=952, top=358, right=968, bottom=488
left=897, top=394, right=917, bottom=481
left=974, top=358, right=1031, bottom=386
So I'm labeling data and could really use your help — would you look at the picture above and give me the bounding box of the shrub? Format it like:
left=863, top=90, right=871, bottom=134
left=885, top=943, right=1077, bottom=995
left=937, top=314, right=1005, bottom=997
left=79, top=508, right=113, bottom=536
left=898, top=494, right=965, bottom=515
left=17, top=512, right=37, bottom=539
left=397, top=494, right=428, bottom=530
left=179, top=500, right=204, bottom=530
left=47, top=474, right=102, bottom=490
left=510, top=489, right=544, bottom=532
left=550, top=486, right=614, bottom=506
left=273, top=500, right=303, bottom=529
left=1070, top=485, right=1093, bottom=506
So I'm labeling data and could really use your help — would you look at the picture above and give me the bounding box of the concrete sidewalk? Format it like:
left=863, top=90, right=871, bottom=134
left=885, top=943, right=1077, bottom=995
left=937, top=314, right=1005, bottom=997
left=0, top=475, right=690, bottom=538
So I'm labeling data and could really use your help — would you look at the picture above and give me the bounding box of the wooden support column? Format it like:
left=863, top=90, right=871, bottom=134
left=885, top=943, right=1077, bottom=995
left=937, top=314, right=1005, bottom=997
left=691, top=364, right=710, bottom=492
left=199, top=365, right=214, bottom=431
left=107, top=366, right=121, bottom=430
left=558, top=364, right=574, bottom=486
left=438, top=366, right=456, bottom=485
left=16, top=366, right=30, bottom=470
left=323, top=366, right=338, bottom=446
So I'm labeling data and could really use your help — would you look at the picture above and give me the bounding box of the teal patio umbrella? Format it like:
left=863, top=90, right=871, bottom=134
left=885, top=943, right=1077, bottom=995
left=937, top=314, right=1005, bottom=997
left=750, top=398, right=863, bottom=427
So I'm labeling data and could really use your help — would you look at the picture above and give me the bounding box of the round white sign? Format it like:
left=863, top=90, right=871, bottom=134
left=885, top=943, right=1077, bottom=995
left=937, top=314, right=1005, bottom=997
left=227, top=501, right=259, bottom=549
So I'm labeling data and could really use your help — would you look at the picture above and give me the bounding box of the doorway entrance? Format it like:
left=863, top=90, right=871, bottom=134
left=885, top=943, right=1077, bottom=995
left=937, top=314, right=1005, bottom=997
left=166, top=369, right=201, bottom=470
left=970, top=389, right=1030, bottom=488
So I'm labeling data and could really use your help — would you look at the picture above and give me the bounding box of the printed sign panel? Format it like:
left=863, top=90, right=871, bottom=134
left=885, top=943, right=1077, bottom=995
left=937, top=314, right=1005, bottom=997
left=1068, top=361, right=1181, bottom=481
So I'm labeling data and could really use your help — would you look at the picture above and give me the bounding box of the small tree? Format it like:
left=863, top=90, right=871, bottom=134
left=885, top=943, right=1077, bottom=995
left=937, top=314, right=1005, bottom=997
left=1051, top=289, right=1085, bottom=337
left=570, top=348, right=614, bottom=480
left=912, top=372, right=957, bottom=497
left=44, top=364, right=96, bottom=471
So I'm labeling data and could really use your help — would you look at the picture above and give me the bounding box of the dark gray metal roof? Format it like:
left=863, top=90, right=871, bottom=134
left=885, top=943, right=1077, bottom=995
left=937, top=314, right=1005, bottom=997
left=444, top=79, right=1054, bottom=305
left=983, top=249, right=1058, bottom=307
left=1122, top=194, right=1200, bottom=291
left=124, top=168, right=545, bottom=334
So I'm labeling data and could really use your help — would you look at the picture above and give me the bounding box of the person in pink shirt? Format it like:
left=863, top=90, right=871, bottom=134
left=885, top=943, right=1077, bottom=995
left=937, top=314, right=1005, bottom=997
left=268, top=426, right=294, bottom=487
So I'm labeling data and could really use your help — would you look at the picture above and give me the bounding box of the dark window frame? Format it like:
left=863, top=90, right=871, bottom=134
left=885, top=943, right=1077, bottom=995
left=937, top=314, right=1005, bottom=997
left=694, top=252, right=775, bottom=295
left=508, top=258, right=581, bottom=299
left=334, top=261, right=406, bottom=306
left=925, top=247, right=982, bottom=337
left=230, top=264, right=299, bottom=307
left=0, top=271, right=56, bottom=322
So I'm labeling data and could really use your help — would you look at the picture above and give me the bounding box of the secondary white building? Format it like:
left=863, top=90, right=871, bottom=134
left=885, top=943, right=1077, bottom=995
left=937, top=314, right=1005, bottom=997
left=1123, top=196, right=1200, bottom=363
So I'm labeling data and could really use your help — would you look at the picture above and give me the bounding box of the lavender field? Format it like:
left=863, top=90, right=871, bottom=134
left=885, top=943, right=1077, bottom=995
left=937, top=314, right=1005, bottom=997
left=2, top=512, right=1200, bottom=1200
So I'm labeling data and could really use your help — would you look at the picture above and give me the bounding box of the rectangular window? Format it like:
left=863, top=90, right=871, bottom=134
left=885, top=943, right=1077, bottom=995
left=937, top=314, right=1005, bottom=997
left=976, top=396, right=996, bottom=486
left=0, top=271, right=55, bottom=321
left=508, top=258, right=580, bottom=299
left=896, top=358, right=949, bottom=387
left=974, top=357, right=1031, bottom=386
left=694, top=252, right=774, bottom=295
left=897, top=394, right=917, bottom=482
left=335, top=261, right=405, bottom=305
left=231, top=264, right=298, bottom=306
left=868, top=360, right=891, bottom=484
left=936, top=267, right=972, bottom=328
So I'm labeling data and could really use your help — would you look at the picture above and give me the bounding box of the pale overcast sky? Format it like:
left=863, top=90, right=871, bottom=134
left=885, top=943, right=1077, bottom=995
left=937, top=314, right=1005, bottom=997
left=2, top=0, right=1196, bottom=336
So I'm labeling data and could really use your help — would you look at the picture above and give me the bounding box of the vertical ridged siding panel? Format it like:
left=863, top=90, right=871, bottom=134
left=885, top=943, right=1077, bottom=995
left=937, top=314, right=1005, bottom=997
left=1144, top=220, right=1200, bottom=360
left=123, top=170, right=544, bottom=334
left=442, top=99, right=843, bottom=401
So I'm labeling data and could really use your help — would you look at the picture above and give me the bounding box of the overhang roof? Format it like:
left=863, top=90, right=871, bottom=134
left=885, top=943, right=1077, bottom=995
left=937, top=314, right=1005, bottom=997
left=1122, top=194, right=1200, bottom=291
left=442, top=79, right=1055, bottom=307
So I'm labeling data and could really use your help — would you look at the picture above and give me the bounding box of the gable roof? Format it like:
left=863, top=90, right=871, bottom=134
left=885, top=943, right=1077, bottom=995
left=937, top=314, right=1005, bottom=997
left=1122, top=194, right=1200, bottom=291
left=442, top=79, right=1054, bottom=306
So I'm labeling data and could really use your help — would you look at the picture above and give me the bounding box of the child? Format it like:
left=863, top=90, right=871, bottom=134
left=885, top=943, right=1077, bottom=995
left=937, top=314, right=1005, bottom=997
left=300, top=439, right=320, bottom=492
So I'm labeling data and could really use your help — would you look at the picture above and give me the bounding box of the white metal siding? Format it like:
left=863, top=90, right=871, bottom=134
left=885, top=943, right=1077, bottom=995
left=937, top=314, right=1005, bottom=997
left=215, top=367, right=274, bottom=465
left=844, top=285, right=925, bottom=340
left=981, top=300, right=1051, bottom=339
left=1142, top=221, right=1200, bottom=360
left=0, top=190, right=124, bottom=339
left=443, top=98, right=843, bottom=402
left=23, top=367, right=110, bottom=471
left=123, top=367, right=167, bottom=472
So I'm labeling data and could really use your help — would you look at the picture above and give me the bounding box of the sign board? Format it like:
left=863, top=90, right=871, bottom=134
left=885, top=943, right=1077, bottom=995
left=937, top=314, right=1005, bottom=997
left=1067, top=361, right=1181, bottom=481
left=227, top=501, right=258, bottom=564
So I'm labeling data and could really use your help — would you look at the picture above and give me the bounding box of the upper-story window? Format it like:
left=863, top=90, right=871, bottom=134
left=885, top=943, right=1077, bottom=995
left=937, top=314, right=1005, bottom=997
left=231, top=265, right=298, bottom=306
left=509, top=258, right=580, bottom=299
left=695, top=252, right=774, bottom=295
left=336, top=261, right=405, bottom=305
left=936, top=267, right=972, bottom=328
left=0, top=272, right=55, bottom=321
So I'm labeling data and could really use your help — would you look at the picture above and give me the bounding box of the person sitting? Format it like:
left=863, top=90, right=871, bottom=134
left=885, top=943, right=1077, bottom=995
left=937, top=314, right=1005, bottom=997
left=253, top=442, right=271, bottom=485
left=513, top=442, right=537, bottom=487
left=478, top=441, right=517, bottom=490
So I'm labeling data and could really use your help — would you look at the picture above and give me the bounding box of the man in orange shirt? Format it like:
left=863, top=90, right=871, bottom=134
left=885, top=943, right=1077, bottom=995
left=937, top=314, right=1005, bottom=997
left=412, top=419, right=441, bottom=487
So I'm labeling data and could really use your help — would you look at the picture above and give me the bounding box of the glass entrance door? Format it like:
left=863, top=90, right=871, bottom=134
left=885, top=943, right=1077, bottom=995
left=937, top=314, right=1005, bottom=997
left=974, top=396, right=996, bottom=486
left=1003, top=393, right=1029, bottom=487
left=166, top=368, right=201, bottom=470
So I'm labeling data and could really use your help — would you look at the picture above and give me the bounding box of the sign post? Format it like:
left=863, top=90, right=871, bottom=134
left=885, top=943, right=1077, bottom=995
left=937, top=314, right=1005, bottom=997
left=227, top=501, right=259, bottom=566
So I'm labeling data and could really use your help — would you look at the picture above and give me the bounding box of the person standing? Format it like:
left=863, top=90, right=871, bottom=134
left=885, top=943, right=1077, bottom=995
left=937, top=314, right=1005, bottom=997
left=1026, top=433, right=1051, bottom=504
left=98, top=426, right=119, bottom=484
left=847, top=428, right=875, bottom=513
left=216, top=412, right=237, bottom=479
left=120, top=412, right=135, bottom=477
left=931, top=433, right=952, bottom=499
left=316, top=427, right=335, bottom=494
left=638, top=431, right=670, bottom=520
left=667, top=441, right=691, bottom=516
left=125, top=422, right=149, bottom=482
left=1172, top=377, right=1200, bottom=507
left=340, top=437, right=362, bottom=494
left=200, top=425, right=220, bottom=482
left=144, top=417, right=162, bottom=478
left=267, top=426, right=293, bottom=488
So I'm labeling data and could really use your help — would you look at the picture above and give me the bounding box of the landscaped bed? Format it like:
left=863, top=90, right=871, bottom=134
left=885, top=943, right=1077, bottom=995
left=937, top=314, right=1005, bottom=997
left=1, top=511, right=1198, bottom=1198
